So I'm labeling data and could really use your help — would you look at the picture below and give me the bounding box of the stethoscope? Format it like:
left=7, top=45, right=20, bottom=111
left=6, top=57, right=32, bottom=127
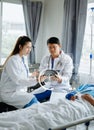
left=47, top=53, right=63, bottom=70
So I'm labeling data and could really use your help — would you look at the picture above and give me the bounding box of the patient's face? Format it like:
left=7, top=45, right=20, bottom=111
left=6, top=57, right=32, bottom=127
left=48, top=43, right=61, bottom=58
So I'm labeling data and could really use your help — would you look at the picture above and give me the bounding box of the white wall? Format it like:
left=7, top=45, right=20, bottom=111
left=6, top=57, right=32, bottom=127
left=36, top=0, right=64, bottom=63
left=88, top=0, right=94, bottom=3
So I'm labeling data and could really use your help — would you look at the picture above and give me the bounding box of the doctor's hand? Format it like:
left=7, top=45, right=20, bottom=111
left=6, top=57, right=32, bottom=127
left=51, top=74, right=62, bottom=83
left=31, top=70, right=39, bottom=78
left=38, top=75, right=47, bottom=82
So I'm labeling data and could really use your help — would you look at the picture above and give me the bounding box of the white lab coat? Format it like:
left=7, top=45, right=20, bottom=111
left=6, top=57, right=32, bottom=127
left=0, top=54, right=37, bottom=108
left=39, top=51, right=73, bottom=91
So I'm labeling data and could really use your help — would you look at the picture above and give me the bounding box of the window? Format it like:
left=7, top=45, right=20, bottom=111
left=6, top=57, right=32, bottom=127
left=0, top=1, right=26, bottom=65
left=79, top=3, right=94, bottom=76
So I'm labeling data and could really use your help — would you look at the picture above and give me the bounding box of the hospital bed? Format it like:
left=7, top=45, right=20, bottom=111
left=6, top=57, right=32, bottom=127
left=49, top=115, right=94, bottom=130
left=0, top=67, right=94, bottom=130
left=0, top=91, right=94, bottom=130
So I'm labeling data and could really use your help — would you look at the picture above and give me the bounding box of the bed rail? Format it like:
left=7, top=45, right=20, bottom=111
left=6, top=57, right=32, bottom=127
left=49, top=115, right=94, bottom=130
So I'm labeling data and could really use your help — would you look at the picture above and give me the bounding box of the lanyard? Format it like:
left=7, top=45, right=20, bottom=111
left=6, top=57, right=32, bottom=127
left=22, top=57, right=28, bottom=77
left=48, top=55, right=62, bottom=71
left=51, top=58, right=54, bottom=69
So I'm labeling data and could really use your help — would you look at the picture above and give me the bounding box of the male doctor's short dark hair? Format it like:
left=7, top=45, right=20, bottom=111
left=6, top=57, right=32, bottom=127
left=47, top=37, right=60, bottom=45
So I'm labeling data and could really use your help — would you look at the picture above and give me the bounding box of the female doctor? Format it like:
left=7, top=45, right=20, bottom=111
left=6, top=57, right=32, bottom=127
left=0, top=36, right=39, bottom=108
left=39, top=37, right=73, bottom=91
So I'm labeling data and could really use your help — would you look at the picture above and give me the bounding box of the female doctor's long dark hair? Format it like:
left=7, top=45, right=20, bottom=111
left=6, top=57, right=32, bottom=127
left=3, top=36, right=31, bottom=66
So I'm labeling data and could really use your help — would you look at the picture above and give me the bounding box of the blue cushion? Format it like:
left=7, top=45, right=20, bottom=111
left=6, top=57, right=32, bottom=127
left=24, top=97, right=38, bottom=108
left=65, top=91, right=77, bottom=100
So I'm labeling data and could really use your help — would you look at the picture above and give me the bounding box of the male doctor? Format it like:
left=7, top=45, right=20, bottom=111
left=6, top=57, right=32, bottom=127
left=32, top=37, right=73, bottom=102
left=39, top=37, right=73, bottom=91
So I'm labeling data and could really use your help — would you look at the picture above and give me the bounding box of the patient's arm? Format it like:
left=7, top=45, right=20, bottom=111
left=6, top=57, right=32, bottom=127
left=81, top=94, right=94, bottom=106
left=70, top=94, right=94, bottom=106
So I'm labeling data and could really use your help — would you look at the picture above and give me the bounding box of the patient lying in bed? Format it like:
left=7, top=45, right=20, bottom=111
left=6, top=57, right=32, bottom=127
left=66, top=84, right=94, bottom=106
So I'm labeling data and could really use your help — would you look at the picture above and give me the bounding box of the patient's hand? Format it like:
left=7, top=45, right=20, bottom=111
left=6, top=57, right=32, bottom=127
left=70, top=95, right=78, bottom=101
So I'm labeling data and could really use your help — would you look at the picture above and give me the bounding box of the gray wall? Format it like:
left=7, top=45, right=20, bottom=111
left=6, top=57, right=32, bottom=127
left=35, top=0, right=64, bottom=63
left=35, top=0, right=94, bottom=63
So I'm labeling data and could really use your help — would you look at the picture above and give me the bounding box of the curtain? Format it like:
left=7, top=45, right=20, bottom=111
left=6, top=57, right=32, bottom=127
left=0, top=0, right=2, bottom=64
left=22, top=0, right=42, bottom=64
left=63, top=0, right=87, bottom=82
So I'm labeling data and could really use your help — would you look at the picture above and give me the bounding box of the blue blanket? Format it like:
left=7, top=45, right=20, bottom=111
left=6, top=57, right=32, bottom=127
left=66, top=84, right=94, bottom=100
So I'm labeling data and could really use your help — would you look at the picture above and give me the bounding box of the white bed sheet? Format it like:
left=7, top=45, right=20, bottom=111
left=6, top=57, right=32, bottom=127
left=0, top=92, right=94, bottom=130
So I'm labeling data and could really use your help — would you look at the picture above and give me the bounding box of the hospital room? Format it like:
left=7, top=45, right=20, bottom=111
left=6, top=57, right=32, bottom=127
left=0, top=0, right=94, bottom=130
